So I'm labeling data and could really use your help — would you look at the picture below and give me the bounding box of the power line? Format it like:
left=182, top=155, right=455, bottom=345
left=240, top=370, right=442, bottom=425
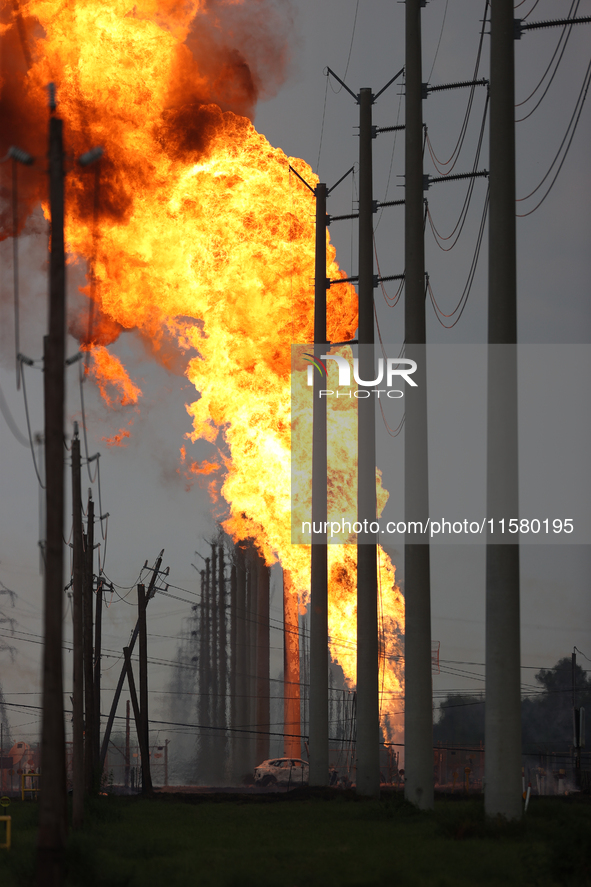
left=0, top=382, right=29, bottom=447
left=516, top=53, right=591, bottom=216
left=19, top=359, right=45, bottom=489
left=426, top=93, right=489, bottom=252
left=423, top=0, right=489, bottom=175
left=515, top=0, right=581, bottom=118
left=428, top=186, right=489, bottom=327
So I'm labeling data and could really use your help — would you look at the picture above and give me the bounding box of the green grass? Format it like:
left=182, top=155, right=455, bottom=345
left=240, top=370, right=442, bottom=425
left=1, top=791, right=590, bottom=887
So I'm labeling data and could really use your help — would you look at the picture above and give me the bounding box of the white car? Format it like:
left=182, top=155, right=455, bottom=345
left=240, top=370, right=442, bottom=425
left=254, top=758, right=309, bottom=787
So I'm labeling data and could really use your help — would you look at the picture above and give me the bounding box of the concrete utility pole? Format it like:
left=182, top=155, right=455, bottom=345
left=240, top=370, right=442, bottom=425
left=83, top=494, right=95, bottom=793
left=404, top=0, right=434, bottom=811
left=356, top=86, right=380, bottom=800
left=283, top=570, right=301, bottom=758
left=71, top=428, right=85, bottom=829
left=37, top=104, right=68, bottom=887
left=256, top=554, right=270, bottom=764
left=137, top=583, right=152, bottom=794
left=485, top=0, right=522, bottom=821
left=309, top=180, right=329, bottom=786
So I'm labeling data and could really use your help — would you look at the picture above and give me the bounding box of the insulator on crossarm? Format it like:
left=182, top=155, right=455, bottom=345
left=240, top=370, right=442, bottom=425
left=78, top=146, right=104, bottom=167
left=8, top=146, right=34, bottom=165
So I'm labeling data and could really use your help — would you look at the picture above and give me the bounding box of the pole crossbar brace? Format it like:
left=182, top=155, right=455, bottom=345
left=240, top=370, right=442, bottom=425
left=325, top=66, right=404, bottom=104
left=289, top=165, right=315, bottom=194
left=515, top=15, right=591, bottom=38
left=424, top=170, right=488, bottom=190
left=328, top=165, right=355, bottom=195
left=374, top=67, right=405, bottom=101
left=325, top=67, right=358, bottom=102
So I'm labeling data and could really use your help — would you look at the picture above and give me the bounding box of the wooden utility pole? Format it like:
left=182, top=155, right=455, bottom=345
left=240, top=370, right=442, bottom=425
left=485, top=0, right=521, bottom=821
left=71, top=427, right=84, bottom=829
left=137, top=584, right=151, bottom=794
left=283, top=570, right=301, bottom=758
left=124, top=699, right=130, bottom=789
left=93, top=577, right=103, bottom=772
left=83, top=494, right=95, bottom=793
left=123, top=647, right=152, bottom=794
left=99, top=550, right=163, bottom=769
left=309, top=180, right=329, bottom=786
left=404, top=0, right=434, bottom=811
left=37, top=105, right=68, bottom=886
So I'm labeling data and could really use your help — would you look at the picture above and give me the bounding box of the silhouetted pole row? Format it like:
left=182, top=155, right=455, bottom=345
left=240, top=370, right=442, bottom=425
left=404, top=0, right=434, bottom=811
left=485, top=0, right=522, bottom=821
left=192, top=538, right=273, bottom=783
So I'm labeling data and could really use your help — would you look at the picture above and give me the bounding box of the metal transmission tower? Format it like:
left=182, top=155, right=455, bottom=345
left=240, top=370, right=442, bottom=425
left=485, top=0, right=521, bottom=821
left=404, top=0, right=434, bottom=811
left=325, top=67, right=403, bottom=799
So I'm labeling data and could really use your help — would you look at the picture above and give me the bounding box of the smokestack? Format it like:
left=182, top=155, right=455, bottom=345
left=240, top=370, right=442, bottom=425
left=217, top=543, right=227, bottom=783
left=255, top=552, right=270, bottom=764
left=283, top=570, right=301, bottom=758
left=234, top=543, right=249, bottom=781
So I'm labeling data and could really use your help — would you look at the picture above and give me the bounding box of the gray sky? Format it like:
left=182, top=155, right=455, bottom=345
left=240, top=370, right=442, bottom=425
left=1, top=0, right=590, bottom=751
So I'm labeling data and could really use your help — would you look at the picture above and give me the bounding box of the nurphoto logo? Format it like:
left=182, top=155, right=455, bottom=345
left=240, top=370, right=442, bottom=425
left=305, top=354, right=418, bottom=398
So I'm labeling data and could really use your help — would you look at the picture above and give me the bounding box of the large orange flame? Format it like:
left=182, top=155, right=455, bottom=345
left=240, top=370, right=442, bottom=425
left=0, top=0, right=404, bottom=739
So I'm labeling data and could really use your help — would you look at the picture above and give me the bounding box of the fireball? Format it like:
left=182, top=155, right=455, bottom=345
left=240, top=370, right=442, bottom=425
left=0, top=0, right=404, bottom=737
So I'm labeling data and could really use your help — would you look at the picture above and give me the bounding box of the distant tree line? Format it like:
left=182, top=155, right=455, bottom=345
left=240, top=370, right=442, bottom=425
left=433, top=657, right=591, bottom=752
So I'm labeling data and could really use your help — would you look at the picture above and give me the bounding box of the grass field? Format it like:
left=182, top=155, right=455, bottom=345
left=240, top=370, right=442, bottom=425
left=1, top=790, right=590, bottom=887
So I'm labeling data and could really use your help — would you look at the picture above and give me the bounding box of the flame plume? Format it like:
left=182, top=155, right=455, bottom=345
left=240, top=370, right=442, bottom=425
left=0, top=0, right=404, bottom=739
